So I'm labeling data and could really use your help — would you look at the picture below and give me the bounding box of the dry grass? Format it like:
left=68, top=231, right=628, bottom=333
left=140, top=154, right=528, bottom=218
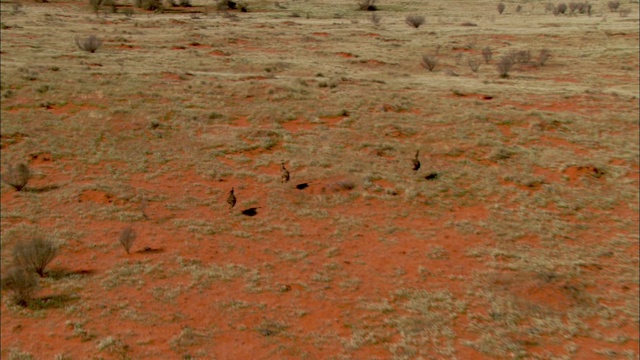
left=1, top=0, right=638, bottom=358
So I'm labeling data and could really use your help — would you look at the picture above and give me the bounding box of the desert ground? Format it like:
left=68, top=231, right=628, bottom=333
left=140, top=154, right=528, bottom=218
left=1, top=0, right=639, bottom=358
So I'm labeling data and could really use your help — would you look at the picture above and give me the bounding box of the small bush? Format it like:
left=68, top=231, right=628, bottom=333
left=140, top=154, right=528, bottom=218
left=538, top=49, right=551, bottom=65
left=515, top=4, right=522, bottom=12
left=607, top=0, right=619, bottom=11
left=216, top=0, right=237, bottom=10
left=510, top=49, right=530, bottom=64
left=1, top=267, right=39, bottom=306
left=13, top=238, right=58, bottom=277
left=2, top=163, right=29, bottom=191
left=497, top=2, right=505, bottom=14
left=134, top=0, right=162, bottom=10
left=555, top=2, right=567, bottom=14
left=482, top=46, right=492, bottom=64
left=405, top=15, right=425, bottom=28
left=358, top=0, right=377, bottom=11
left=497, top=56, right=514, bottom=78
left=468, top=58, right=481, bottom=72
left=119, top=226, right=136, bottom=254
left=370, top=12, right=381, bottom=25
left=75, top=35, right=103, bottom=53
left=545, top=2, right=556, bottom=13
left=420, top=54, right=438, bottom=71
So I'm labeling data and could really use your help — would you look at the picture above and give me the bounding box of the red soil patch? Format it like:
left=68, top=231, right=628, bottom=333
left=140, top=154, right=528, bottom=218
left=78, top=189, right=120, bottom=205
left=1, top=132, right=28, bottom=149
left=28, top=152, right=53, bottom=165
left=209, top=49, right=230, bottom=56
left=48, top=103, right=100, bottom=116
left=336, top=52, right=355, bottom=58
left=311, top=32, right=330, bottom=37
left=562, top=165, right=606, bottom=185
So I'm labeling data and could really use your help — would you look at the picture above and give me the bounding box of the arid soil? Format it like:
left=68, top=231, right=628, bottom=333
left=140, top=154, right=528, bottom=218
left=1, top=0, right=639, bottom=359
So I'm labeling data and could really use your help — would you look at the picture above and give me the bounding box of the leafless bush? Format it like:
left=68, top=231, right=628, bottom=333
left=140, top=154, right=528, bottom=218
left=511, top=49, right=531, bottom=64
left=468, top=58, right=481, bottom=72
left=134, top=0, right=162, bottom=10
left=358, top=0, right=377, bottom=11
left=119, top=226, right=136, bottom=254
left=497, top=2, right=505, bottom=14
left=607, top=0, right=619, bottom=11
left=515, top=4, right=522, bottom=12
left=13, top=238, right=58, bottom=277
left=405, top=14, right=425, bottom=28
left=569, top=2, right=579, bottom=13
left=1, top=267, right=38, bottom=306
left=496, top=56, right=514, bottom=78
left=420, top=54, right=438, bottom=71
left=482, top=46, right=492, bottom=64
left=370, top=12, right=381, bottom=25
left=555, top=2, right=567, bottom=14
left=538, top=49, right=551, bottom=65
left=2, top=163, right=29, bottom=191
left=75, top=35, right=103, bottom=53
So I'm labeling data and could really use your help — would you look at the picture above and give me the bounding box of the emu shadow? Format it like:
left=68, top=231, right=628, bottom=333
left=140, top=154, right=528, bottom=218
left=23, top=184, right=62, bottom=193
left=295, top=182, right=312, bottom=190
left=424, top=172, right=439, bottom=180
left=137, top=247, right=165, bottom=254
left=47, top=268, right=96, bottom=280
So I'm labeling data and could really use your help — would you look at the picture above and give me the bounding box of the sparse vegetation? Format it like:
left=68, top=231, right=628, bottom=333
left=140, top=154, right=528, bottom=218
left=538, top=49, right=551, bottom=65
left=119, top=226, right=137, bottom=255
left=496, top=56, right=514, bottom=77
left=357, top=0, right=377, bottom=11
left=12, top=238, right=58, bottom=277
left=420, top=54, right=438, bottom=71
left=468, top=57, right=481, bottom=72
left=370, top=12, right=381, bottom=25
left=75, top=35, right=103, bottom=53
left=607, top=0, right=620, bottom=11
left=482, top=46, right=492, bottom=64
left=1, top=163, right=29, bottom=191
left=405, top=14, right=425, bottom=28
left=497, top=2, right=505, bottom=14
left=1, top=267, right=39, bottom=306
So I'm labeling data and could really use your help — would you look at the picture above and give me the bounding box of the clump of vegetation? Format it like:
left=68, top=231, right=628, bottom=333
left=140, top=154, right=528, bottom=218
left=420, top=54, right=438, bottom=71
left=13, top=238, right=58, bottom=277
left=496, top=56, right=514, bottom=78
left=508, top=49, right=531, bottom=64
left=75, top=35, right=103, bottom=53
left=405, top=15, right=425, bottom=28
left=515, top=4, right=522, bottom=12
left=497, top=2, right=505, bottom=14
left=553, top=2, right=568, bottom=15
left=119, top=226, right=137, bottom=255
left=370, top=12, right=381, bottom=25
left=134, top=0, right=162, bottom=11
left=607, top=0, right=620, bottom=11
left=358, top=0, right=377, bottom=11
left=468, top=58, right=481, bottom=72
left=2, top=163, right=29, bottom=191
left=538, top=49, right=551, bottom=65
left=216, top=0, right=237, bottom=10
left=1, top=267, right=39, bottom=306
left=482, top=46, right=492, bottom=64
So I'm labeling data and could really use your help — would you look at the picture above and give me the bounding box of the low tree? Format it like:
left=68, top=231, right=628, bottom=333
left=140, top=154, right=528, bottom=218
left=13, top=238, right=58, bottom=277
left=405, top=15, right=425, bottom=28
left=420, top=54, right=438, bottom=71
left=1, top=267, right=39, bottom=306
left=75, top=35, right=103, bottom=53
left=496, top=56, right=514, bottom=78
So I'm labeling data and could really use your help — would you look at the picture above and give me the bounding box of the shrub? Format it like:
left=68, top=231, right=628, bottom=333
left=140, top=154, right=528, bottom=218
left=420, top=54, right=438, bottom=71
left=119, top=226, right=136, bottom=254
left=216, top=0, right=237, bottom=10
left=510, top=49, right=530, bottom=64
left=607, top=0, right=619, bottom=11
left=2, top=163, right=29, bottom=191
left=468, top=58, right=481, bottom=72
left=538, top=49, right=551, bottom=65
left=545, top=2, right=556, bottom=13
left=75, top=35, right=103, bottom=53
left=497, top=2, right=505, bottom=14
left=370, top=12, right=381, bottom=25
left=482, top=46, right=492, bottom=64
left=405, top=15, right=425, bottom=28
left=555, top=2, right=567, bottom=14
left=496, top=56, right=514, bottom=78
left=134, top=0, right=162, bottom=10
left=13, top=238, right=58, bottom=277
left=1, top=267, right=38, bottom=306
left=515, top=4, right=522, bottom=12
left=358, top=0, right=377, bottom=11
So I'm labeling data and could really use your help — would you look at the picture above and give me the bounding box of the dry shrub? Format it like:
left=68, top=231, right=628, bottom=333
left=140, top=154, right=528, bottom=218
left=2, top=163, right=29, bottom=191
left=515, top=4, right=522, bottom=12
left=554, top=2, right=567, bottom=14
left=420, top=54, right=438, bottom=71
left=482, top=46, right=492, bottom=64
left=545, top=2, right=556, bottom=13
left=134, top=0, right=162, bottom=10
left=358, top=0, right=377, bottom=11
left=119, top=226, right=136, bottom=254
left=370, top=12, right=381, bottom=25
left=496, top=56, right=514, bottom=78
left=1, top=267, right=38, bottom=306
left=538, top=49, right=551, bottom=65
left=607, top=0, right=619, bottom=11
left=323, top=180, right=356, bottom=193
left=75, top=35, right=103, bottom=53
left=13, top=238, right=58, bottom=277
left=497, top=2, right=505, bottom=14
left=468, top=58, right=481, bottom=72
left=405, top=15, right=425, bottom=28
